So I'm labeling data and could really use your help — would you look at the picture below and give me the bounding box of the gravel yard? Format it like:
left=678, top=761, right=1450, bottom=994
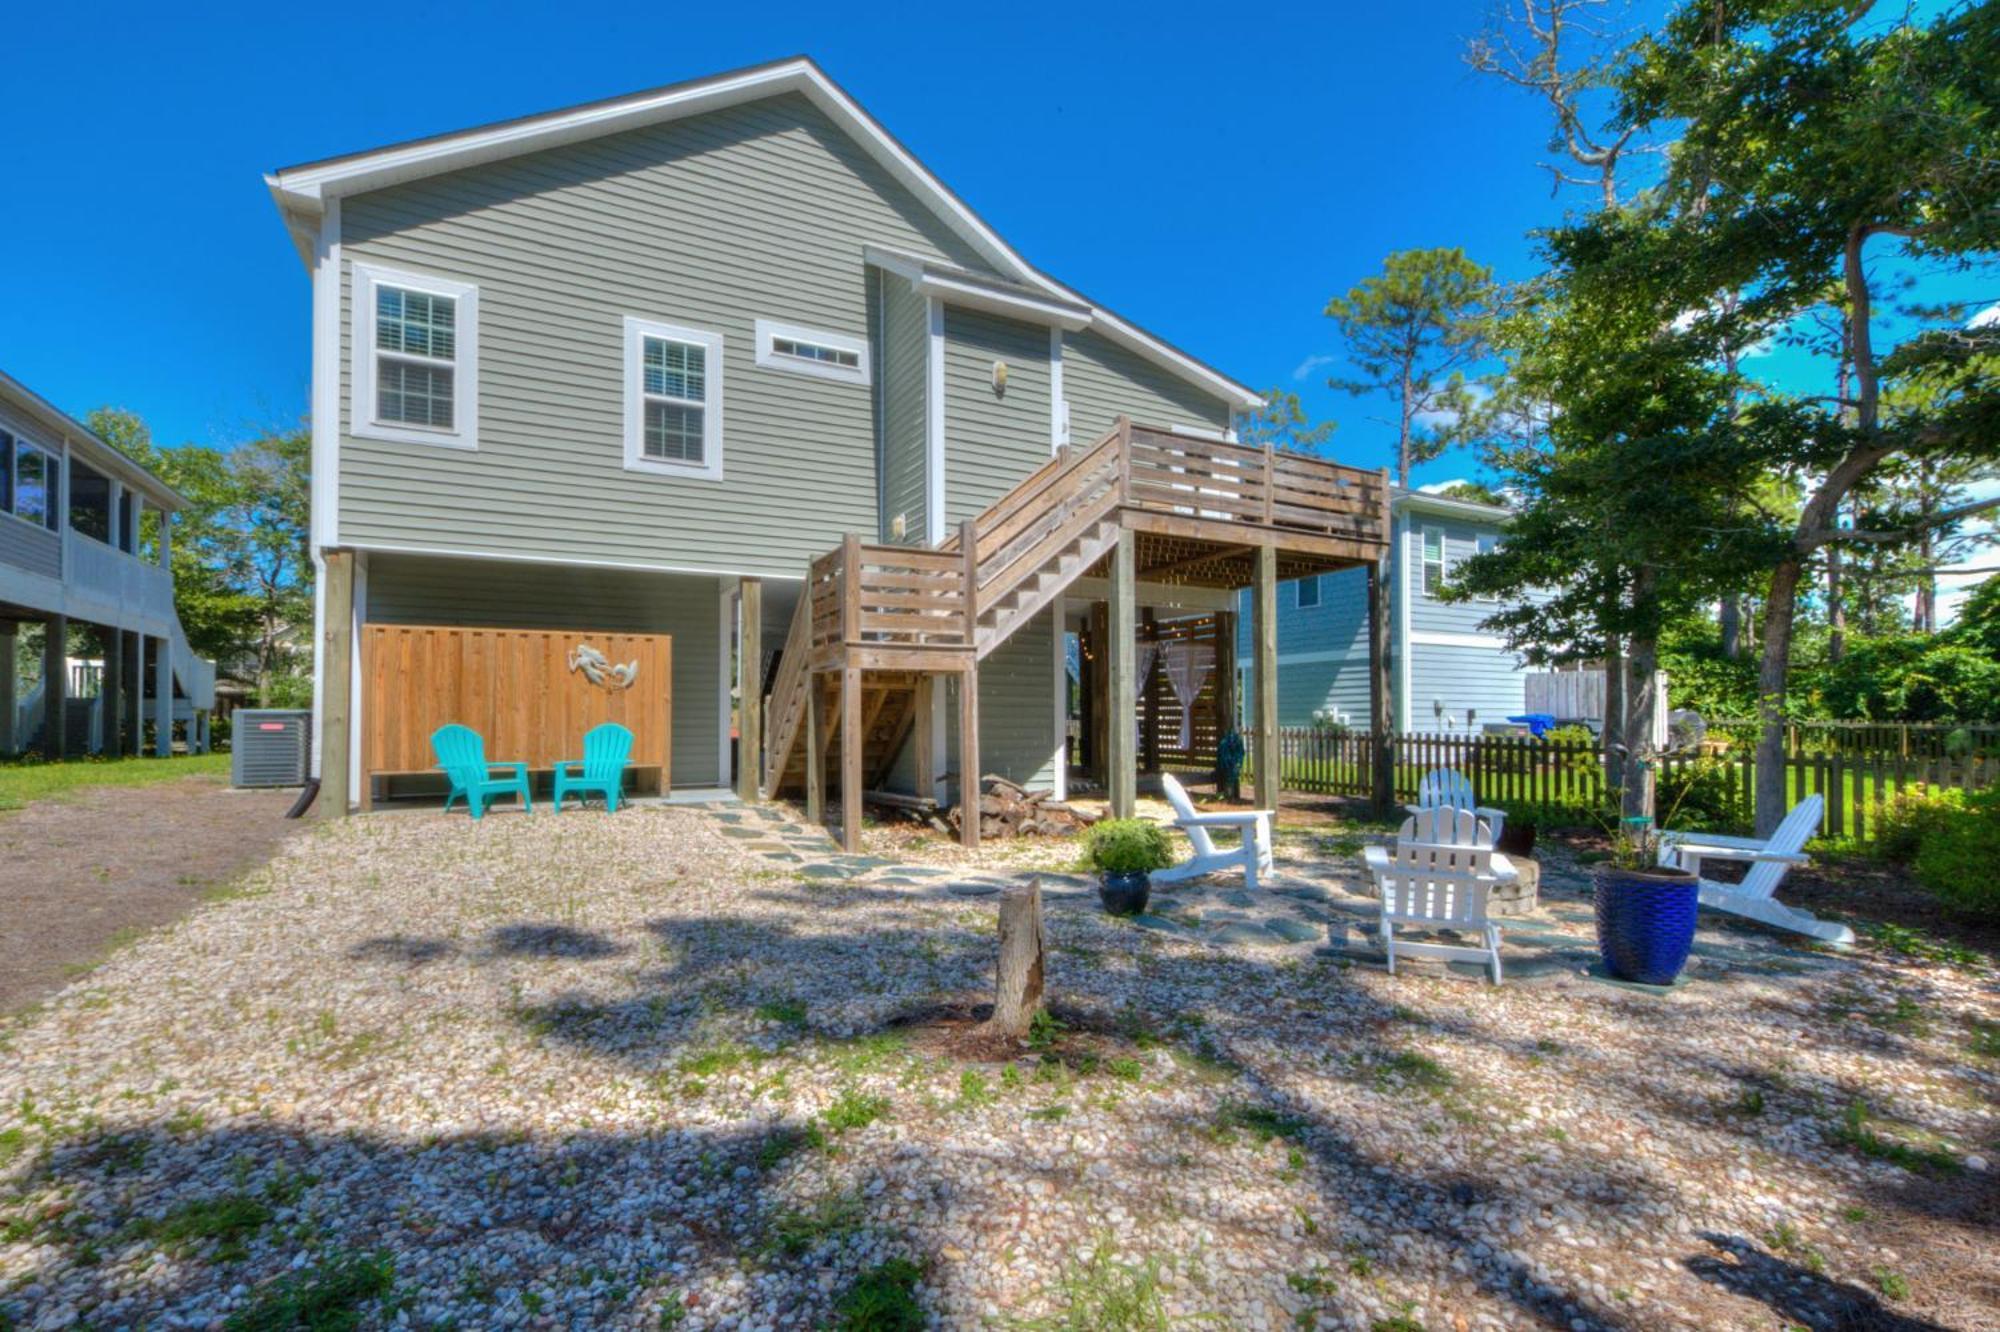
left=1, top=803, right=1995, bottom=1330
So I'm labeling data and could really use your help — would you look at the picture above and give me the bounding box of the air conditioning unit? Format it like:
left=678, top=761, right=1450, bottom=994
left=232, top=709, right=311, bottom=788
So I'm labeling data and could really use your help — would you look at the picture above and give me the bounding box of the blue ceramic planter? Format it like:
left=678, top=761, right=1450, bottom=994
left=1098, top=870, right=1152, bottom=917
left=1593, top=865, right=1699, bottom=985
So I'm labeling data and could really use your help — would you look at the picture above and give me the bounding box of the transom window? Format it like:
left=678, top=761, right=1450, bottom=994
left=350, top=263, right=479, bottom=450
left=624, top=317, right=724, bottom=479
left=1296, top=574, right=1321, bottom=609
left=753, top=318, right=870, bottom=386
left=1422, top=528, right=1448, bottom=596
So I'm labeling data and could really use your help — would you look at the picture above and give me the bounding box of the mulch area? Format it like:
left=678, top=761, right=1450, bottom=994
left=0, top=774, right=299, bottom=1013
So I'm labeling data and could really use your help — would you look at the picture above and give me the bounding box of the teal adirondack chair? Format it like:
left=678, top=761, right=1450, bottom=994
left=430, top=724, right=533, bottom=819
left=553, top=723, right=634, bottom=813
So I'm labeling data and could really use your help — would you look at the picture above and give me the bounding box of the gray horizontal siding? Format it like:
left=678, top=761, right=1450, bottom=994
left=877, top=270, right=929, bottom=544
left=1061, top=328, right=1230, bottom=445
left=337, top=92, right=996, bottom=577
left=362, top=553, right=725, bottom=787
left=0, top=515, right=60, bottom=580
left=1406, top=516, right=1508, bottom=635
left=942, top=307, right=1051, bottom=524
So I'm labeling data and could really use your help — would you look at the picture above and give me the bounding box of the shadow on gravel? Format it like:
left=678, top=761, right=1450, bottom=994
left=1686, top=1232, right=1953, bottom=1331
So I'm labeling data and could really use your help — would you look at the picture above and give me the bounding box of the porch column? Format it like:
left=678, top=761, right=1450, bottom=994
left=805, top=674, right=825, bottom=826
left=152, top=634, right=172, bottom=757
left=958, top=665, right=980, bottom=848
left=41, top=615, right=67, bottom=761
left=318, top=548, right=355, bottom=816
left=158, top=510, right=173, bottom=566
left=125, top=631, right=143, bottom=756
left=1367, top=558, right=1395, bottom=814
left=736, top=577, right=762, bottom=802
left=0, top=621, right=16, bottom=756
left=1140, top=608, right=1159, bottom=775
left=840, top=664, right=863, bottom=853
left=1106, top=527, right=1136, bottom=818
left=101, top=624, right=123, bottom=756
left=1213, top=610, right=1238, bottom=798
left=912, top=675, right=936, bottom=801
left=1252, top=545, right=1279, bottom=809
left=1087, top=602, right=1109, bottom=787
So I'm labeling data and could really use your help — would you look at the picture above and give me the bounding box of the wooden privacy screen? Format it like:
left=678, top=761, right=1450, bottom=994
left=362, top=624, right=671, bottom=786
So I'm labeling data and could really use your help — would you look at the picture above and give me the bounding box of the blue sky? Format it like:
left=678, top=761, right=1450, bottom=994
left=0, top=0, right=1989, bottom=618
left=0, top=1, right=1571, bottom=470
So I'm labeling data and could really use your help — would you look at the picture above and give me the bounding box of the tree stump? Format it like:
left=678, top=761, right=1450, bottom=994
left=986, top=877, right=1046, bottom=1038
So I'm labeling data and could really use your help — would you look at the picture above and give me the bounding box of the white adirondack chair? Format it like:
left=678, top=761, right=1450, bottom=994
left=1150, top=772, right=1276, bottom=891
left=1362, top=807, right=1515, bottom=984
left=1656, top=795, right=1851, bottom=944
left=1406, top=768, right=1507, bottom=846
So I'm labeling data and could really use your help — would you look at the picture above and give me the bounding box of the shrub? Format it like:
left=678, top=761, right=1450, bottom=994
left=1873, top=785, right=1969, bottom=865
left=1913, top=787, right=2000, bottom=921
left=1081, top=819, right=1173, bottom=875
left=1656, top=756, right=1748, bottom=833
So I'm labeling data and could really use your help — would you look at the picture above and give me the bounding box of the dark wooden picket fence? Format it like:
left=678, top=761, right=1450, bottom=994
left=1259, top=727, right=1997, bottom=845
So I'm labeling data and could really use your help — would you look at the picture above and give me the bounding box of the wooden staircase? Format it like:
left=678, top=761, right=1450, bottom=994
left=756, top=418, right=1392, bottom=845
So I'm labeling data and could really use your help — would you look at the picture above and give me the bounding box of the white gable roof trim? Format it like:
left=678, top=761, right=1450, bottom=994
left=265, top=57, right=1261, bottom=410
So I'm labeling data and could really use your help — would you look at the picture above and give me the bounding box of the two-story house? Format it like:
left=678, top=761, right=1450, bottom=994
left=1237, top=487, right=1528, bottom=734
left=0, top=371, right=216, bottom=758
left=267, top=58, right=1393, bottom=840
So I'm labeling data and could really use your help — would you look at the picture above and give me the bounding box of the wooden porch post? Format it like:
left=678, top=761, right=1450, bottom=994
left=318, top=548, right=355, bottom=817
left=1087, top=602, right=1109, bottom=787
left=840, top=664, right=862, bottom=853
left=805, top=674, right=825, bottom=826
left=1252, top=545, right=1279, bottom=809
left=736, top=577, right=762, bottom=802
left=1213, top=611, right=1238, bottom=738
left=1140, top=607, right=1159, bottom=775
left=41, top=614, right=67, bottom=761
left=958, top=664, right=981, bottom=848
left=1367, top=559, right=1394, bottom=814
left=912, top=674, right=936, bottom=801
left=1107, top=527, right=1136, bottom=818
left=101, top=624, right=122, bottom=756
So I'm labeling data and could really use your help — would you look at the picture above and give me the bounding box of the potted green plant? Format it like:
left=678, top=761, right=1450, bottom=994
left=1082, top=818, right=1173, bottom=916
left=1592, top=808, right=1699, bottom=986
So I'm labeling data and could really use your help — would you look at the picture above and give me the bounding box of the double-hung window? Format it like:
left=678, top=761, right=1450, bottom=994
left=1421, top=527, right=1448, bottom=596
left=1474, top=532, right=1501, bottom=601
left=351, top=263, right=479, bottom=449
left=624, top=317, right=724, bottom=479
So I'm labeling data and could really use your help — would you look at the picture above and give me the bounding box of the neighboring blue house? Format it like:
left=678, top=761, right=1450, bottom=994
left=1236, top=487, right=1526, bottom=734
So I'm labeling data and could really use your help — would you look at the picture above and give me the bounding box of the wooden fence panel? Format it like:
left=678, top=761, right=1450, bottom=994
left=362, top=624, right=672, bottom=786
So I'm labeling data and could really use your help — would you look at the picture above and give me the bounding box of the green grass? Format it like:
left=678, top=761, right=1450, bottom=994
left=131, top=1193, right=273, bottom=1261
left=1830, top=1100, right=1962, bottom=1176
left=224, top=1250, right=396, bottom=1331
left=831, top=1257, right=926, bottom=1331
left=0, top=751, right=230, bottom=813
left=1027, top=1240, right=1171, bottom=1331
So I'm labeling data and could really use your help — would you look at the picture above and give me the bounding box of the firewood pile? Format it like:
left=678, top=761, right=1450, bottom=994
left=949, top=774, right=1101, bottom=840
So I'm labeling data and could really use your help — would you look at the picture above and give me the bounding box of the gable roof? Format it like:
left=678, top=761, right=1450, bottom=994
left=265, top=56, right=1261, bottom=410
left=0, top=370, right=187, bottom=511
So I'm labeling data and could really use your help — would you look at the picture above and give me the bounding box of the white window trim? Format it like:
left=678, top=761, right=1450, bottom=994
left=350, top=262, right=479, bottom=450
left=1421, top=526, right=1448, bottom=598
left=753, top=318, right=870, bottom=386
left=4, top=433, right=61, bottom=532
left=623, top=315, right=725, bottom=480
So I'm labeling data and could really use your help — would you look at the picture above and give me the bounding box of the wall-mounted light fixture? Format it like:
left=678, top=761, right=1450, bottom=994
left=992, top=361, right=1009, bottom=394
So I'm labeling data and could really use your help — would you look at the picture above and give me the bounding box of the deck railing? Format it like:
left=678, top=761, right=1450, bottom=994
left=808, top=420, right=1392, bottom=657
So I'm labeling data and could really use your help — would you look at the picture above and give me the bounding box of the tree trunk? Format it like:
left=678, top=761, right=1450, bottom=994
left=986, top=877, right=1046, bottom=1038
left=1827, top=541, right=1846, bottom=662
left=1623, top=631, right=1659, bottom=824
left=1916, top=528, right=1936, bottom=633
left=1601, top=633, right=1626, bottom=795
left=1754, top=558, right=1804, bottom=838
left=1719, top=597, right=1742, bottom=659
